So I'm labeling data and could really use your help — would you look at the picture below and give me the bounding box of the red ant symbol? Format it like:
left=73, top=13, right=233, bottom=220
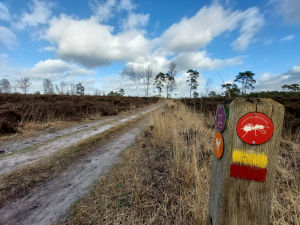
left=241, top=123, right=269, bottom=138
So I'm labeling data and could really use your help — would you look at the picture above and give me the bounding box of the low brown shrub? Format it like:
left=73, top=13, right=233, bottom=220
left=0, top=94, right=159, bottom=135
left=0, top=110, right=21, bottom=134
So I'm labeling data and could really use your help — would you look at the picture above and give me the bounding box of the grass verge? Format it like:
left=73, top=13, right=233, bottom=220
left=61, top=102, right=299, bottom=225
left=61, top=102, right=214, bottom=225
left=0, top=103, right=164, bottom=208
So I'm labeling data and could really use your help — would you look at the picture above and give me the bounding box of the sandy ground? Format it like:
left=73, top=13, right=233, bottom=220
left=0, top=120, right=148, bottom=225
left=0, top=118, right=114, bottom=154
left=0, top=104, right=162, bottom=155
left=0, top=103, right=162, bottom=176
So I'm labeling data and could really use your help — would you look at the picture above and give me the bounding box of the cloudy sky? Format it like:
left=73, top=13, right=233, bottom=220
left=0, top=0, right=299, bottom=96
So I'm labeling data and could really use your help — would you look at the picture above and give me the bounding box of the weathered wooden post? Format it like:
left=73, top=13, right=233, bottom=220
left=208, top=98, right=284, bottom=225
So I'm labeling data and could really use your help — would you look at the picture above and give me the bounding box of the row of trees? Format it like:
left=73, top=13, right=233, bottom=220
left=107, top=89, right=125, bottom=96
left=0, top=77, right=31, bottom=94
left=154, top=69, right=259, bottom=99
left=41, top=79, right=85, bottom=95
left=0, top=77, right=126, bottom=97
left=0, top=78, right=86, bottom=95
left=125, top=64, right=154, bottom=97
left=211, top=71, right=299, bottom=98
left=220, top=71, right=256, bottom=98
left=281, top=84, right=300, bottom=92
left=153, top=63, right=176, bottom=98
left=1, top=69, right=298, bottom=98
left=124, top=62, right=177, bottom=98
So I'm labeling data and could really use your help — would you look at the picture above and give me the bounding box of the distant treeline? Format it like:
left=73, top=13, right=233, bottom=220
left=247, top=91, right=300, bottom=98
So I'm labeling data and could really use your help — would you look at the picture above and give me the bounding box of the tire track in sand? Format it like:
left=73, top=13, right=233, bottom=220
left=0, top=103, right=163, bottom=176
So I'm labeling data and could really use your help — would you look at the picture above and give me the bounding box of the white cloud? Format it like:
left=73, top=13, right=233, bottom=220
left=120, top=51, right=243, bottom=82
left=44, top=46, right=56, bottom=52
left=173, top=51, right=243, bottom=71
left=91, top=0, right=135, bottom=22
left=280, top=34, right=295, bottom=41
left=98, top=74, right=138, bottom=95
left=160, top=5, right=238, bottom=52
left=0, top=54, right=13, bottom=74
left=41, top=3, right=250, bottom=73
left=270, top=0, right=300, bottom=24
left=118, top=0, right=135, bottom=11
left=159, top=5, right=263, bottom=52
left=0, top=3, right=11, bottom=21
left=231, top=8, right=264, bottom=50
left=258, top=72, right=273, bottom=82
left=15, top=0, right=52, bottom=29
left=121, top=55, right=170, bottom=76
left=122, top=13, right=149, bottom=30
left=0, top=26, right=17, bottom=49
left=291, top=65, right=300, bottom=73
left=32, top=59, right=71, bottom=74
left=255, top=66, right=300, bottom=91
left=44, top=15, right=150, bottom=67
left=91, top=0, right=117, bottom=22
left=30, top=59, right=96, bottom=79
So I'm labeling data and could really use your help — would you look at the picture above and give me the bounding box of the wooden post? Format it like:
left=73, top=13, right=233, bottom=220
left=208, top=98, right=284, bottom=225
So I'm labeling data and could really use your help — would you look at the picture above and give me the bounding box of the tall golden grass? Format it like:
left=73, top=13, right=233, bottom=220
left=148, top=102, right=215, bottom=224
left=62, top=102, right=299, bottom=225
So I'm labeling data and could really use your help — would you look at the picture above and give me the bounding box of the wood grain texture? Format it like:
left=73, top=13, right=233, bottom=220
left=207, top=98, right=284, bottom=225
left=208, top=105, right=228, bottom=225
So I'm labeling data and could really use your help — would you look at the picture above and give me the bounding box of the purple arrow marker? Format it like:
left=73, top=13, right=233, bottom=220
left=216, top=105, right=226, bottom=133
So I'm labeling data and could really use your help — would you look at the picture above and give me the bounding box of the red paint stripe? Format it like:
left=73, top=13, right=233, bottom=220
left=230, top=163, right=267, bottom=182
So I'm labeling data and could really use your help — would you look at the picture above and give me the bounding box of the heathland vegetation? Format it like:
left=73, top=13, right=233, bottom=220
left=1, top=67, right=298, bottom=137
left=62, top=102, right=299, bottom=225
left=0, top=66, right=299, bottom=225
left=0, top=94, right=159, bottom=135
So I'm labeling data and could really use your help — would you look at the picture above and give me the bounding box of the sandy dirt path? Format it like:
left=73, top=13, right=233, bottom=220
left=0, top=120, right=148, bottom=225
left=0, top=117, right=115, bottom=154
left=0, top=103, right=161, bottom=155
left=0, top=103, right=163, bottom=176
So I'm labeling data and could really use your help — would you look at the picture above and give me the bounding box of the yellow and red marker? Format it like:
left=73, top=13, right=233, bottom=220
left=230, top=149, right=268, bottom=182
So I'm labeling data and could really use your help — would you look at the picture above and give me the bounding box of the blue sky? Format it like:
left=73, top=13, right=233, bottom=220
left=0, top=0, right=299, bottom=96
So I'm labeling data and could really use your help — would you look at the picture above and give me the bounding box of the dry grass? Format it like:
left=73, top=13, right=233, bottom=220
left=62, top=102, right=299, bottom=225
left=271, top=138, right=300, bottom=224
left=61, top=102, right=215, bottom=225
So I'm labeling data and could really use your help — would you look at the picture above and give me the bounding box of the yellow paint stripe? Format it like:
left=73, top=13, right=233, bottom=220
left=232, top=149, right=268, bottom=168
